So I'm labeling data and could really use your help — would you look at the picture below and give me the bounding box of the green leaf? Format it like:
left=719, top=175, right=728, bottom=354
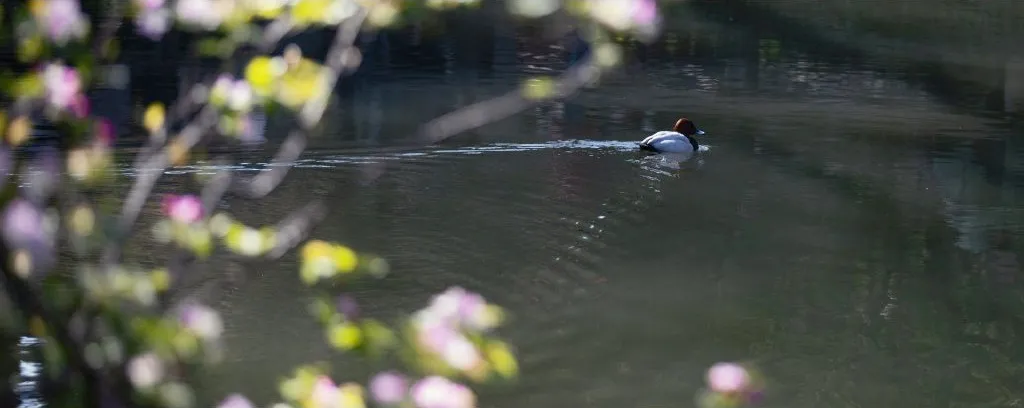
left=12, top=73, right=43, bottom=98
left=17, top=36, right=44, bottom=63
left=196, top=38, right=224, bottom=57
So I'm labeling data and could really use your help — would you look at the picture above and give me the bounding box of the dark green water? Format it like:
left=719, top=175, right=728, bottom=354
left=16, top=4, right=1024, bottom=408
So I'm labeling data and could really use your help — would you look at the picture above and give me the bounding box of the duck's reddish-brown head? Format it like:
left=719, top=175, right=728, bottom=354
left=672, top=118, right=700, bottom=136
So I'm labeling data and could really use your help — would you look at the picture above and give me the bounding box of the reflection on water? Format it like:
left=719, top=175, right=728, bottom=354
left=16, top=4, right=1024, bottom=408
left=17, top=337, right=42, bottom=408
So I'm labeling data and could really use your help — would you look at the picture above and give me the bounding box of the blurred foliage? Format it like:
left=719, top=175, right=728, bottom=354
left=0, top=0, right=762, bottom=407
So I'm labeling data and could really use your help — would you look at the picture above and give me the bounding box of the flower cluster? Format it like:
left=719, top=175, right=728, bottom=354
left=406, top=287, right=517, bottom=381
left=407, top=375, right=475, bottom=408
left=215, top=214, right=278, bottom=256
left=265, top=370, right=478, bottom=408
left=177, top=303, right=225, bottom=342
left=135, top=0, right=172, bottom=40
left=41, top=62, right=88, bottom=118
left=584, top=0, right=660, bottom=35
left=174, top=0, right=233, bottom=31
left=208, top=74, right=267, bottom=142
left=79, top=266, right=169, bottom=307
left=139, top=0, right=370, bottom=38
left=208, top=286, right=519, bottom=408
left=163, top=195, right=204, bottom=224
left=274, top=366, right=366, bottom=408
left=697, top=362, right=766, bottom=408
left=123, top=303, right=225, bottom=404
left=367, top=371, right=407, bottom=405
left=506, top=0, right=661, bottom=40
left=67, top=120, right=115, bottom=184
left=29, top=0, right=90, bottom=46
left=1, top=199, right=57, bottom=278
left=300, top=240, right=360, bottom=285
left=244, top=47, right=326, bottom=110
left=153, top=207, right=282, bottom=258
left=210, top=75, right=255, bottom=113
left=153, top=194, right=214, bottom=256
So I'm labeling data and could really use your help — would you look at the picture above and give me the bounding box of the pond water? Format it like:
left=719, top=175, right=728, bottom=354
left=17, top=4, right=1024, bottom=408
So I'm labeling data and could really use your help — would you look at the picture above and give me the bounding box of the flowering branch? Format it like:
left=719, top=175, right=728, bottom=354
left=0, top=1, right=769, bottom=408
left=103, top=105, right=219, bottom=266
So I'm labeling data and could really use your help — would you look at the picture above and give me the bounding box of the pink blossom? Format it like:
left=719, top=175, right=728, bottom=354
left=213, top=74, right=234, bottom=94
left=227, top=80, right=254, bottom=111
left=410, top=376, right=475, bottom=408
left=706, top=362, right=751, bottom=394
left=2, top=199, right=45, bottom=240
left=162, top=194, right=203, bottom=224
left=135, top=8, right=171, bottom=41
left=336, top=295, right=360, bottom=320
left=175, top=0, right=224, bottom=30
left=177, top=303, right=223, bottom=340
left=37, top=0, right=89, bottom=45
left=457, top=292, right=489, bottom=329
left=126, top=352, right=164, bottom=388
left=70, top=94, right=89, bottom=118
left=429, top=287, right=467, bottom=322
left=631, top=0, right=658, bottom=26
left=310, top=376, right=339, bottom=406
left=1, top=198, right=55, bottom=277
left=217, top=394, right=254, bottom=408
left=369, top=371, right=408, bottom=405
left=440, top=334, right=481, bottom=371
left=42, top=64, right=82, bottom=112
left=416, top=322, right=458, bottom=353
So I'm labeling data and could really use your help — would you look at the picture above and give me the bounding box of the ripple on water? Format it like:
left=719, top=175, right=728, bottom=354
left=299, top=146, right=696, bottom=408
left=14, top=139, right=702, bottom=405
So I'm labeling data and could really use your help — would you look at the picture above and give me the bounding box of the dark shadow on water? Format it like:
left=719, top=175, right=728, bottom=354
left=688, top=0, right=1022, bottom=120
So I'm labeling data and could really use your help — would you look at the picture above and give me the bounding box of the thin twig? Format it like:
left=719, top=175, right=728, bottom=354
left=103, top=106, right=220, bottom=265
left=416, top=56, right=599, bottom=144
left=200, top=158, right=234, bottom=213
left=261, top=16, right=295, bottom=50
left=132, top=17, right=293, bottom=170
left=266, top=200, right=328, bottom=259
left=211, top=11, right=375, bottom=258
left=215, top=11, right=368, bottom=201
left=132, top=81, right=210, bottom=170
left=229, top=129, right=307, bottom=198
left=264, top=160, right=387, bottom=260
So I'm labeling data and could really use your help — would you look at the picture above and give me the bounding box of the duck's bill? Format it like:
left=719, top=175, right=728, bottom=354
left=696, top=129, right=706, bottom=135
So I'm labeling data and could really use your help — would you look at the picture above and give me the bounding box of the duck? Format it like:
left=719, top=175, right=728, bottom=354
left=638, top=118, right=705, bottom=153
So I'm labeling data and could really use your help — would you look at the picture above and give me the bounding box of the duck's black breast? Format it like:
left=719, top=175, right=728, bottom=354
left=686, top=135, right=699, bottom=151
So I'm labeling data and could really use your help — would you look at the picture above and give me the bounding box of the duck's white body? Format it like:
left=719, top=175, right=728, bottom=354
left=639, top=130, right=704, bottom=153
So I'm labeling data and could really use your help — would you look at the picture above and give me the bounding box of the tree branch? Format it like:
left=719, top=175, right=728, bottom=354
left=93, top=0, right=126, bottom=60
left=103, top=106, right=220, bottom=266
left=211, top=11, right=368, bottom=202
left=416, top=55, right=599, bottom=145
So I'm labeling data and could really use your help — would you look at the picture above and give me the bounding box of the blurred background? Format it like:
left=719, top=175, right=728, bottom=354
left=9, top=0, right=1024, bottom=406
